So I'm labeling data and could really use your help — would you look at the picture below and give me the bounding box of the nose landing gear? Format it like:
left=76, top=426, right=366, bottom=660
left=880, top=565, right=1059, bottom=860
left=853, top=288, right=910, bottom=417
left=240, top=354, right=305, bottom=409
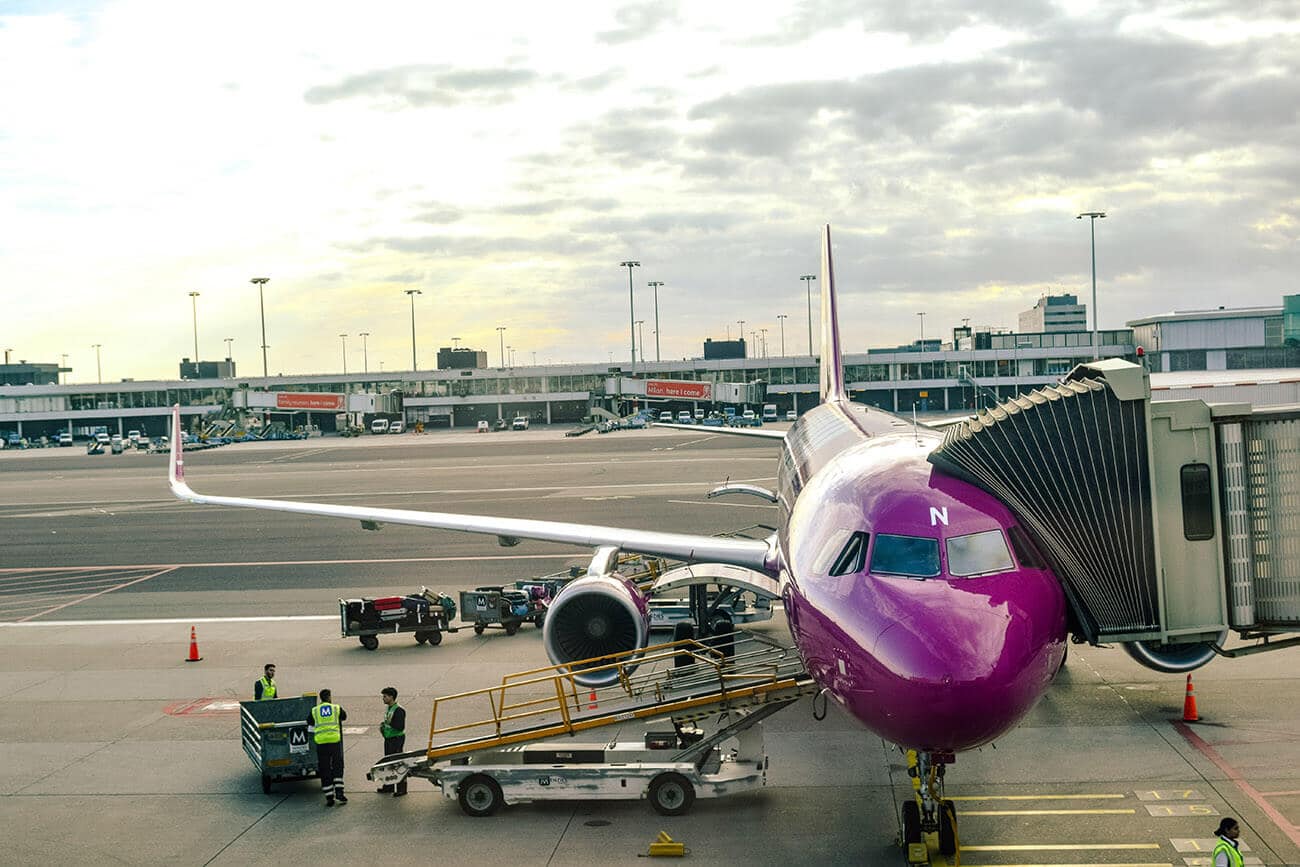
left=901, top=749, right=959, bottom=864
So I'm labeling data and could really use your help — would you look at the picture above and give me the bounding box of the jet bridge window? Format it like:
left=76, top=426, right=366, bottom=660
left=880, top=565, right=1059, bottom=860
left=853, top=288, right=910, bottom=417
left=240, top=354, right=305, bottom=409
left=946, top=530, right=1015, bottom=577
left=827, top=531, right=869, bottom=577
left=870, top=534, right=940, bottom=579
left=1180, top=463, right=1215, bottom=541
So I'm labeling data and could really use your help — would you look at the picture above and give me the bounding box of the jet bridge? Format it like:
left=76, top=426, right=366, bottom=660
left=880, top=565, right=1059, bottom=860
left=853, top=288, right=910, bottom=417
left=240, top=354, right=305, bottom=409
left=929, top=359, right=1300, bottom=672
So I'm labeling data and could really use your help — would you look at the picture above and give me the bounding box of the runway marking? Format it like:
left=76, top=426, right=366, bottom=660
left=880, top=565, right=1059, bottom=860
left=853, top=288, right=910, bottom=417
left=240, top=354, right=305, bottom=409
left=2, top=615, right=337, bottom=627
left=958, top=808, right=1136, bottom=816
left=1260, top=790, right=1300, bottom=796
left=959, top=843, right=1161, bottom=851
left=256, top=448, right=332, bottom=464
left=1173, top=720, right=1300, bottom=850
left=0, top=553, right=588, bottom=574
left=16, top=566, right=176, bottom=622
left=948, top=794, right=1127, bottom=801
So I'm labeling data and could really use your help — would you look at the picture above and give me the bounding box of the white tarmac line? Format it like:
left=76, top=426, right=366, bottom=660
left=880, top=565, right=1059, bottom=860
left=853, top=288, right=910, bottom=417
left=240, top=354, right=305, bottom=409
left=1, top=614, right=337, bottom=627
left=17, top=566, right=178, bottom=622
left=0, top=552, right=587, bottom=574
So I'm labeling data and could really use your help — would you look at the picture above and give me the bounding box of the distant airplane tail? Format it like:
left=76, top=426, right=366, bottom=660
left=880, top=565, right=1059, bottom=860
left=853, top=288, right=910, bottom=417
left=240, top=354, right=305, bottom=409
left=819, top=225, right=847, bottom=403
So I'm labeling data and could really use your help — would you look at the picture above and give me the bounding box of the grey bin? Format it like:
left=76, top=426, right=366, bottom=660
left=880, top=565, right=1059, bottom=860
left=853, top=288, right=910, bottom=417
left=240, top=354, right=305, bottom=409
left=240, top=694, right=320, bottom=794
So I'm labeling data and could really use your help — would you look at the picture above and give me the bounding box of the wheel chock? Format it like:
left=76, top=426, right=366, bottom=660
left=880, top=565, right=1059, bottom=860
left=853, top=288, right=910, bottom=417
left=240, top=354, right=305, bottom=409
left=648, top=831, right=686, bottom=857
left=906, top=842, right=928, bottom=864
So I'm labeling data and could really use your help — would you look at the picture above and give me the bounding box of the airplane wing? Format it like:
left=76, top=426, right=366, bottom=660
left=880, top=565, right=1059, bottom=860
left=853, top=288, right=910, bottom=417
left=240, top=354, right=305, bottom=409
left=166, top=407, right=773, bottom=572
left=652, top=422, right=786, bottom=440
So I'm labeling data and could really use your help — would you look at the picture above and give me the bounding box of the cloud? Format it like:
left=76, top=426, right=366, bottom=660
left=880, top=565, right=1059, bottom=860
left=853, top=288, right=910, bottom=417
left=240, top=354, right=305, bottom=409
left=304, top=65, right=537, bottom=108
left=596, top=1, right=682, bottom=45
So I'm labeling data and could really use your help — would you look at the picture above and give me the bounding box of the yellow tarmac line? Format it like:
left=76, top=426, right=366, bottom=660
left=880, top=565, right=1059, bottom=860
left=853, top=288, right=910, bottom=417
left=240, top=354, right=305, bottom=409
left=948, top=794, right=1127, bottom=801
left=959, top=808, right=1136, bottom=816
left=960, top=844, right=1162, bottom=851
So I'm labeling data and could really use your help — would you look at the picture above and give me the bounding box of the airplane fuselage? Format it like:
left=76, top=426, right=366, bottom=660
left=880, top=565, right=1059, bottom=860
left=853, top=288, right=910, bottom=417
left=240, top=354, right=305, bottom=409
left=776, top=400, right=1068, bottom=751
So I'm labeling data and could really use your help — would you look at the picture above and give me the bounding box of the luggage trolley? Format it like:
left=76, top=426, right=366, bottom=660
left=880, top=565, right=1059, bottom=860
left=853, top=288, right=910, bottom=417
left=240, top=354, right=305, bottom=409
left=340, top=587, right=459, bottom=650
left=458, top=585, right=547, bottom=635
left=240, top=694, right=319, bottom=794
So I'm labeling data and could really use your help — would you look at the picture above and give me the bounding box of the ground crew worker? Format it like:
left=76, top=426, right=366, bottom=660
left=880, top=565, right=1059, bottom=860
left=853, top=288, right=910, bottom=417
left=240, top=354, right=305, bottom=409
left=376, top=686, right=408, bottom=796
left=308, top=688, right=347, bottom=806
left=1213, top=817, right=1244, bottom=867
left=253, top=664, right=277, bottom=700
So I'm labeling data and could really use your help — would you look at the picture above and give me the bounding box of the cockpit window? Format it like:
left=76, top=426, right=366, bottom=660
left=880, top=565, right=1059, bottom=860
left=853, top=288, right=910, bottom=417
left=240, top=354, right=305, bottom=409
left=946, top=530, right=1015, bottom=577
left=828, top=531, right=869, bottom=577
left=870, top=534, right=940, bottom=578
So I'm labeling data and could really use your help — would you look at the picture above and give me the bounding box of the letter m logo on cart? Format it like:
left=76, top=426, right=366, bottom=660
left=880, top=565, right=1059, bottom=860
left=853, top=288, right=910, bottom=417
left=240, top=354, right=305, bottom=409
left=289, top=727, right=309, bottom=754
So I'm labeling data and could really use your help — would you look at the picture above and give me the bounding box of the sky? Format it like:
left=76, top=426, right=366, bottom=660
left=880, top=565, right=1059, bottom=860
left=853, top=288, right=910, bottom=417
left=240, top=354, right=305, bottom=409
left=1, top=1, right=1297, bottom=383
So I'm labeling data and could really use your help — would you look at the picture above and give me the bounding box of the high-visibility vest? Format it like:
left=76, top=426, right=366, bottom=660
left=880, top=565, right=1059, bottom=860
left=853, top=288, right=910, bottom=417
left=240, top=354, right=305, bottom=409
left=311, top=703, right=342, bottom=744
left=258, top=677, right=276, bottom=700
left=1213, top=838, right=1243, bottom=867
left=381, top=703, right=405, bottom=739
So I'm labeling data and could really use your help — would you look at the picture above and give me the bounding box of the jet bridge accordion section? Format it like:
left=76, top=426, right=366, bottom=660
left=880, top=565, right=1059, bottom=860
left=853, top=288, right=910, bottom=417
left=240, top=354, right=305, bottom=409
left=1216, top=410, right=1300, bottom=631
left=929, top=360, right=1231, bottom=647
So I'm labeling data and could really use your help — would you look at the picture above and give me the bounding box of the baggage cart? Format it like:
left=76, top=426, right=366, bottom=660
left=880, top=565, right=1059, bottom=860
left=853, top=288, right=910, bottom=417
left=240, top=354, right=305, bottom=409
left=339, top=587, right=458, bottom=650
left=459, top=585, right=547, bottom=635
left=240, top=694, right=319, bottom=794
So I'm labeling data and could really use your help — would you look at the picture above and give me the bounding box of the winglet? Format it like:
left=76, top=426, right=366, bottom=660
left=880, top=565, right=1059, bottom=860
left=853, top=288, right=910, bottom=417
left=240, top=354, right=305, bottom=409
left=819, top=224, right=847, bottom=403
left=168, top=405, right=188, bottom=494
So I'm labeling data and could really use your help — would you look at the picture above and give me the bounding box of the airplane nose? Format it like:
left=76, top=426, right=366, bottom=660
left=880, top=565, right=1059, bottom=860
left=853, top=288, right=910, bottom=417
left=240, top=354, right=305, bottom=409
left=859, top=580, right=1062, bottom=751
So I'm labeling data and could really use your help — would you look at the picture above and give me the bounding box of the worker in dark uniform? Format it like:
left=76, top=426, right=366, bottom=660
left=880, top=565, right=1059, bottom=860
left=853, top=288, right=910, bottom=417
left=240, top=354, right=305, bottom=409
left=376, top=686, right=407, bottom=797
left=308, top=688, right=347, bottom=806
left=254, top=664, right=277, bottom=700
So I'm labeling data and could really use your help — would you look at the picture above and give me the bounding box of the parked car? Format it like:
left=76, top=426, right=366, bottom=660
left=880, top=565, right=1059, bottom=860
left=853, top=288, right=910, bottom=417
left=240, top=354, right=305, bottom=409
left=511, top=415, right=530, bottom=431
left=389, top=420, right=405, bottom=434
left=626, top=415, right=646, bottom=429
left=694, top=409, right=705, bottom=421
left=95, top=432, right=111, bottom=445
left=127, top=430, right=141, bottom=444
left=493, top=418, right=509, bottom=431
left=57, top=432, right=73, bottom=446
left=676, top=411, right=693, bottom=424
left=786, top=411, right=798, bottom=421
left=477, top=420, right=490, bottom=433
left=370, top=418, right=390, bottom=434
left=658, top=411, right=673, bottom=423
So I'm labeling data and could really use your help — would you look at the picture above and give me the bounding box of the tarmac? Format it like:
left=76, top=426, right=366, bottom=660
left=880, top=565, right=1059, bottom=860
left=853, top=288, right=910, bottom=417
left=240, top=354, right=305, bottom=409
left=2, top=426, right=1299, bottom=866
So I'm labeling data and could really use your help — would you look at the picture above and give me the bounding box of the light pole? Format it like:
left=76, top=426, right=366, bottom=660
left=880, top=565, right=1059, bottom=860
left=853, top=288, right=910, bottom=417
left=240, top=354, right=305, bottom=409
left=647, top=281, right=663, bottom=362
left=404, top=289, right=422, bottom=371
left=760, top=327, right=769, bottom=358
left=339, top=333, right=348, bottom=374
left=250, top=277, right=269, bottom=377
left=1077, top=211, right=1106, bottom=360
left=224, top=337, right=233, bottom=359
left=800, top=275, right=816, bottom=355
left=92, top=343, right=102, bottom=384
left=507, top=345, right=515, bottom=368
left=60, top=353, right=67, bottom=384
left=359, top=332, right=370, bottom=373
left=737, top=320, right=746, bottom=355
left=496, top=326, right=507, bottom=368
left=776, top=314, right=788, bottom=357
left=188, top=291, right=201, bottom=360
left=620, top=261, right=640, bottom=372
left=917, top=312, right=926, bottom=342
left=635, top=320, right=645, bottom=364
left=451, top=336, right=461, bottom=349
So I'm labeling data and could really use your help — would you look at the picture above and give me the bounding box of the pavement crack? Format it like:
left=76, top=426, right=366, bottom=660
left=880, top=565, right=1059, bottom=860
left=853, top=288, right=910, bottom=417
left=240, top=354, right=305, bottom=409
left=545, top=806, right=578, bottom=865
left=203, top=794, right=291, bottom=865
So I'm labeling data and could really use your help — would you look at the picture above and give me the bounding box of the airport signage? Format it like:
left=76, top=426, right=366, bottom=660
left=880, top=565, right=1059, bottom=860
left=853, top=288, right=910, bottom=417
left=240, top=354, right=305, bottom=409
left=275, top=393, right=345, bottom=411
left=646, top=380, right=712, bottom=400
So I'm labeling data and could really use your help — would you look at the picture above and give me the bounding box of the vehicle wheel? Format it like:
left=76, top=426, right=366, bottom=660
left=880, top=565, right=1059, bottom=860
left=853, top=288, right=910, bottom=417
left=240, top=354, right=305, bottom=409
left=648, top=772, right=695, bottom=816
left=938, top=799, right=957, bottom=856
left=710, top=616, right=735, bottom=659
left=504, top=621, right=519, bottom=636
left=458, top=774, right=503, bottom=817
left=532, top=614, right=545, bottom=628
left=473, top=623, right=486, bottom=636
left=427, top=629, right=442, bottom=646
left=672, top=622, right=696, bottom=668
left=414, top=631, right=428, bottom=645
left=901, top=799, right=922, bottom=847
left=261, top=773, right=273, bottom=795
left=360, top=635, right=379, bottom=651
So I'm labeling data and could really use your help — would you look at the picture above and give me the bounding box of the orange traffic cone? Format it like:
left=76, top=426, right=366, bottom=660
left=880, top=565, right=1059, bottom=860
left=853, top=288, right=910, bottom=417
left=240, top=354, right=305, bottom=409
left=588, top=690, right=598, bottom=711
left=185, top=625, right=203, bottom=662
left=1182, top=673, right=1198, bottom=722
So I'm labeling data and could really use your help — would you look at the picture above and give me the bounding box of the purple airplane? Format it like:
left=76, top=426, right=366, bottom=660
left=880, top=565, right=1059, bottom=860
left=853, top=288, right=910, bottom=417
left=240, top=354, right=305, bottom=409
left=167, top=226, right=1067, bottom=853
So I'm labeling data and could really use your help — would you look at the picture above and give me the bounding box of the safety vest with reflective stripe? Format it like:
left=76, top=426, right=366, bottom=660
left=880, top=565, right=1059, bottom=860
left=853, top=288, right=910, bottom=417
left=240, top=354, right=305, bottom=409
left=1213, top=838, right=1243, bottom=867
left=311, top=703, right=342, bottom=744
left=258, top=677, right=276, bottom=700
left=381, top=703, right=404, bottom=739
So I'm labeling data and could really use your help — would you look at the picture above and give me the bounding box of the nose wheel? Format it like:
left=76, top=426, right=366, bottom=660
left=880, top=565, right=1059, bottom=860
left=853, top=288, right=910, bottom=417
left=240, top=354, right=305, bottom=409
left=902, top=750, right=959, bottom=863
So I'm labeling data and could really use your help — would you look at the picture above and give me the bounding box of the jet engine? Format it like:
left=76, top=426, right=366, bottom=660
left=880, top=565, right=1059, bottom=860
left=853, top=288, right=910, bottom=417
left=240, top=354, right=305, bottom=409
left=542, top=573, right=651, bottom=687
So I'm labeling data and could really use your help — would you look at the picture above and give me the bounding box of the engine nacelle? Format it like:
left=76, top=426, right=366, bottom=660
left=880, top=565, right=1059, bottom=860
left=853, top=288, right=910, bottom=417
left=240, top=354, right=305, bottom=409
left=542, top=573, right=651, bottom=687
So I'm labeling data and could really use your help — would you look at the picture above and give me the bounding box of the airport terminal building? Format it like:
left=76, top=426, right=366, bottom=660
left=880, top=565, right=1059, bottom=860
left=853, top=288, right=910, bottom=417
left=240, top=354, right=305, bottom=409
left=3, top=300, right=1299, bottom=441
